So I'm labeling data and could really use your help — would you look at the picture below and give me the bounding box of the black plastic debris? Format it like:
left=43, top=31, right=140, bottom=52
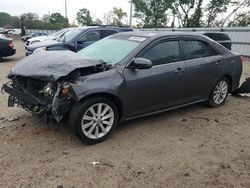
left=233, top=77, right=250, bottom=94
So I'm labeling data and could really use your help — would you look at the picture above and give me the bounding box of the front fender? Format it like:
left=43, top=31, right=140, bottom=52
left=70, top=70, right=124, bottom=102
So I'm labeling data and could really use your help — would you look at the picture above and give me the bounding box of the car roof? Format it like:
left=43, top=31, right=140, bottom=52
left=71, top=26, right=133, bottom=31
left=116, top=31, right=206, bottom=39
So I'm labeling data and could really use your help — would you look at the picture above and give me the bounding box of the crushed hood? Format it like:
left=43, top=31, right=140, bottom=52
left=10, top=50, right=104, bottom=82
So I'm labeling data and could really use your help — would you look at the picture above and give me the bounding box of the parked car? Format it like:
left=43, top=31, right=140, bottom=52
left=21, top=32, right=48, bottom=42
left=2, top=32, right=242, bottom=144
left=201, top=32, right=232, bottom=50
left=0, top=37, right=16, bottom=60
left=8, top=29, right=22, bottom=35
left=26, top=28, right=73, bottom=47
left=0, top=34, right=6, bottom=38
left=25, top=26, right=133, bottom=56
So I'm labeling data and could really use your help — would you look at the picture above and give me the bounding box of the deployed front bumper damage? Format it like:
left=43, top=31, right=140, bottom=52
left=2, top=82, right=76, bottom=123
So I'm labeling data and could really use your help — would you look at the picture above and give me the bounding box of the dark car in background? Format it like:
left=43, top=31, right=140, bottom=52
left=25, top=26, right=133, bottom=56
left=21, top=32, right=48, bottom=42
left=2, top=32, right=242, bottom=144
left=0, top=37, right=16, bottom=60
left=201, top=32, right=232, bottom=50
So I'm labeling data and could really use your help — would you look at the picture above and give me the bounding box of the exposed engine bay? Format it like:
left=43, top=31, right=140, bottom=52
left=2, top=50, right=112, bottom=122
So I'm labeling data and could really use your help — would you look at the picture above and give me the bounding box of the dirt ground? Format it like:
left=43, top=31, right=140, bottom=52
left=0, top=40, right=250, bottom=188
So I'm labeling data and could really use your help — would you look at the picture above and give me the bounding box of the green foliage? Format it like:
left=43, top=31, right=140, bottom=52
left=132, top=0, right=171, bottom=28
left=112, top=7, right=127, bottom=26
left=76, top=8, right=93, bottom=26
left=206, top=0, right=230, bottom=27
left=186, top=0, right=203, bottom=27
left=228, top=11, right=250, bottom=27
left=93, top=18, right=103, bottom=25
left=0, top=12, right=12, bottom=27
left=49, top=13, right=69, bottom=28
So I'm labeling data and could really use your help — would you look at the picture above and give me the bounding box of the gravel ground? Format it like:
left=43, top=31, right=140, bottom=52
left=0, top=40, right=250, bottom=188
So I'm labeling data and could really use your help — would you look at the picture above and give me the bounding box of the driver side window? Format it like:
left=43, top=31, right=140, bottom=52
left=140, top=40, right=181, bottom=66
left=78, top=30, right=101, bottom=42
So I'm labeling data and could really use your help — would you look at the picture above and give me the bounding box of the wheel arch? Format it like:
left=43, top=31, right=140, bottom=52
left=78, top=92, right=123, bottom=121
left=223, top=74, right=233, bottom=92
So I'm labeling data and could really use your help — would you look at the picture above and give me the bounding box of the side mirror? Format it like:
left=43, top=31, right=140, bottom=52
left=77, top=39, right=87, bottom=44
left=128, top=58, right=152, bottom=69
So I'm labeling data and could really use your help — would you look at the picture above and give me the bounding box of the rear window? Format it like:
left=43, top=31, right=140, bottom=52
left=101, top=30, right=118, bottom=38
left=183, top=40, right=218, bottom=60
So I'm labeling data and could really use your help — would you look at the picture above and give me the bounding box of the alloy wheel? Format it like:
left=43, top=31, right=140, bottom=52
left=81, top=103, right=114, bottom=139
left=213, top=80, right=228, bottom=104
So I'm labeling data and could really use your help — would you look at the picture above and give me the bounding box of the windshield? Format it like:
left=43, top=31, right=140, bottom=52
left=50, top=29, right=67, bottom=37
left=78, top=37, right=141, bottom=65
left=58, top=29, right=82, bottom=43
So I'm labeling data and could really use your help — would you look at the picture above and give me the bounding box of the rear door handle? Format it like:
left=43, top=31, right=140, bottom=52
left=174, top=67, right=184, bottom=73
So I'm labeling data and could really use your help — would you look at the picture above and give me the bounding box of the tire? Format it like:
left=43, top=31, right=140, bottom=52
left=69, top=97, right=118, bottom=145
left=207, top=77, right=230, bottom=107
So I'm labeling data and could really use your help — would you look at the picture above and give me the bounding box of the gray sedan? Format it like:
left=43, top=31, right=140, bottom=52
left=3, top=31, right=242, bottom=144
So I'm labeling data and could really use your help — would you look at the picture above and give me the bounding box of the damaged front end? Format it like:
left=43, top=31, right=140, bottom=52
left=2, top=76, right=76, bottom=122
left=2, top=51, right=111, bottom=122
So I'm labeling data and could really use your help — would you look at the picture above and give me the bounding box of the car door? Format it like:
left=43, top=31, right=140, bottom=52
left=181, top=39, right=224, bottom=101
left=123, top=39, right=187, bottom=117
left=76, top=30, right=101, bottom=51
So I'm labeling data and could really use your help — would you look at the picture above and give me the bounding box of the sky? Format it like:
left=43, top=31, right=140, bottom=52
left=0, top=0, right=132, bottom=24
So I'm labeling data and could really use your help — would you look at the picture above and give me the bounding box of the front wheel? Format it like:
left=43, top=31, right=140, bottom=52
left=207, top=77, right=230, bottom=107
left=69, top=97, right=118, bottom=144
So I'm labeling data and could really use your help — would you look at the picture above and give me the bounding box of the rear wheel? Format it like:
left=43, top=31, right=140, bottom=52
left=69, top=97, right=118, bottom=144
left=207, top=77, right=230, bottom=107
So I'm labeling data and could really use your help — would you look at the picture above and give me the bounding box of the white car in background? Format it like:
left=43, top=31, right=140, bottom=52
left=26, top=28, right=71, bottom=47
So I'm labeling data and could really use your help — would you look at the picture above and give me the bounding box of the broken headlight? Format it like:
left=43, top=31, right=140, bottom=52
left=39, top=82, right=54, bottom=96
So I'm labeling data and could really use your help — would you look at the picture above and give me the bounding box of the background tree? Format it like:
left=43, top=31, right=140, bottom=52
left=132, top=0, right=171, bottom=28
left=206, top=0, right=230, bottom=27
left=93, top=18, right=103, bottom=25
left=76, top=8, right=93, bottom=26
left=103, top=11, right=113, bottom=25
left=9, top=16, right=21, bottom=28
left=0, top=12, right=12, bottom=27
left=228, top=11, right=250, bottom=26
left=220, top=0, right=250, bottom=27
left=186, top=0, right=203, bottom=27
left=172, top=0, right=206, bottom=27
left=42, top=14, right=50, bottom=23
left=112, top=7, right=127, bottom=25
left=49, top=13, right=69, bottom=28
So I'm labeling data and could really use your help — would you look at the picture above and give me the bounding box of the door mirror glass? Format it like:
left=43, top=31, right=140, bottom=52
left=129, top=58, right=152, bottom=69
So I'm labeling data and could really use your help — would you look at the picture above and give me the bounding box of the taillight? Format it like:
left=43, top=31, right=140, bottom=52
left=8, top=41, right=14, bottom=48
left=240, top=56, right=246, bottom=64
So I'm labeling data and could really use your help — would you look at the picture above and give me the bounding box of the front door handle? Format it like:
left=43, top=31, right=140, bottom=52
left=174, top=67, right=184, bottom=73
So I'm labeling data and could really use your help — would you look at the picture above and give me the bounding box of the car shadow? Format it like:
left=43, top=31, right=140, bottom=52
left=0, top=58, right=17, bottom=63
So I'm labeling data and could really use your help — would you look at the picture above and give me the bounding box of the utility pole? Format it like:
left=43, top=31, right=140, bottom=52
left=129, top=0, right=132, bottom=27
left=65, top=0, right=68, bottom=18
